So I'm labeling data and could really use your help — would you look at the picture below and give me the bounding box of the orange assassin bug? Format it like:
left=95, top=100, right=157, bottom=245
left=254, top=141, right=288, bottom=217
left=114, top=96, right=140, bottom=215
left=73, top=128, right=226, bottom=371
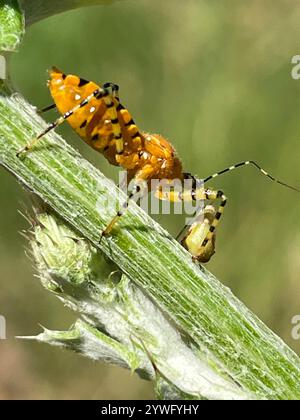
left=17, top=68, right=300, bottom=262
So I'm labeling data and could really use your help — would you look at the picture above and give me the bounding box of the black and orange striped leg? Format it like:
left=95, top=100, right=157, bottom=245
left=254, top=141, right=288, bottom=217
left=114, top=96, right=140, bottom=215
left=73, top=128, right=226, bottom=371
left=196, top=189, right=227, bottom=250
left=175, top=188, right=227, bottom=254
left=16, top=86, right=112, bottom=158
left=156, top=185, right=227, bottom=257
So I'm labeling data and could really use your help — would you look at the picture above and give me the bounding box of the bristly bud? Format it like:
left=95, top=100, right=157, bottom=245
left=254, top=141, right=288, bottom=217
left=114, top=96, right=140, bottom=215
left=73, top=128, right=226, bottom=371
left=25, top=208, right=252, bottom=400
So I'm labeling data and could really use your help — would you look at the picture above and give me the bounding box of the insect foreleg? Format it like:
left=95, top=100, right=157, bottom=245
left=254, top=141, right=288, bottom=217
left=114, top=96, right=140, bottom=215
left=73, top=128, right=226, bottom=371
left=16, top=87, right=109, bottom=157
left=101, top=180, right=147, bottom=238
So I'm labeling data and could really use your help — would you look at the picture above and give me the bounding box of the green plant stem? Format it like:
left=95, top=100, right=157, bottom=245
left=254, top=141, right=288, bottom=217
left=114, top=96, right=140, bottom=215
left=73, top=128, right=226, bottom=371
left=24, top=209, right=240, bottom=400
left=1, top=84, right=300, bottom=400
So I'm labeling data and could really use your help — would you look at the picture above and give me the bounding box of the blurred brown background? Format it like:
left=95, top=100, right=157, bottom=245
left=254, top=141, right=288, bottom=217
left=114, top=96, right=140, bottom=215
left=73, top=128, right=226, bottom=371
left=0, top=0, right=300, bottom=399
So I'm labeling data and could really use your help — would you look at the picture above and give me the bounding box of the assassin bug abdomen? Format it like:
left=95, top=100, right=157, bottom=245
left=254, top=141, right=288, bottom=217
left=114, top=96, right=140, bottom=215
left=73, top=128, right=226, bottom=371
left=48, top=68, right=184, bottom=182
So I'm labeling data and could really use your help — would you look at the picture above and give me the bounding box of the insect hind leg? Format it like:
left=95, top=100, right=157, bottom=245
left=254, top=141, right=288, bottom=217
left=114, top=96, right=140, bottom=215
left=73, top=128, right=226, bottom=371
left=199, top=189, right=227, bottom=248
left=16, top=87, right=108, bottom=158
left=160, top=184, right=227, bottom=257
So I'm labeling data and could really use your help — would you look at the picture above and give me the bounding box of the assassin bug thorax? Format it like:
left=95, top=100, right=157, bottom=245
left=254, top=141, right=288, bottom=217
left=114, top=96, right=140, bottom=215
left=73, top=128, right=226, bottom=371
left=17, top=68, right=300, bottom=262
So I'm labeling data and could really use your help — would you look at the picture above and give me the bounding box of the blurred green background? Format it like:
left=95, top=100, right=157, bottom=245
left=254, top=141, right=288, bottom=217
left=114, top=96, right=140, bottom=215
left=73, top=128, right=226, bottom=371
left=0, top=0, right=300, bottom=399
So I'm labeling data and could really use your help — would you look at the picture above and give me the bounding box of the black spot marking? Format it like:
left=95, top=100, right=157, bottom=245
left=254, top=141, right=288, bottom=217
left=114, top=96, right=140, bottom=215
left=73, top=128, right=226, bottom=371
left=215, top=212, right=222, bottom=220
left=116, top=103, right=124, bottom=111
left=183, top=172, right=192, bottom=180
left=132, top=132, right=140, bottom=139
left=117, top=210, right=123, bottom=216
left=103, top=146, right=109, bottom=151
left=78, top=77, right=89, bottom=87
left=91, top=133, right=99, bottom=141
left=63, top=110, right=73, bottom=119
left=111, top=118, right=119, bottom=125
left=217, top=190, right=224, bottom=198
left=80, top=99, right=88, bottom=108
left=80, top=120, right=87, bottom=129
left=125, top=119, right=134, bottom=127
left=209, top=225, right=215, bottom=232
left=106, top=102, right=114, bottom=108
left=115, top=133, right=122, bottom=139
left=96, top=90, right=105, bottom=99
left=191, top=177, right=197, bottom=191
